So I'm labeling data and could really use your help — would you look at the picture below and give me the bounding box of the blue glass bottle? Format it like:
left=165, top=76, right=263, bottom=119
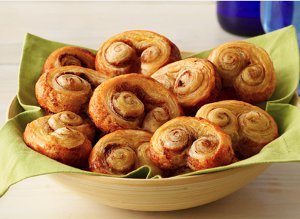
left=260, top=1, right=300, bottom=46
left=217, top=1, right=265, bottom=36
left=260, top=1, right=300, bottom=94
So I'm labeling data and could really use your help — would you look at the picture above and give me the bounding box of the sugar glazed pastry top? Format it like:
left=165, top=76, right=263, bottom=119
left=149, top=117, right=235, bottom=171
left=89, top=129, right=162, bottom=176
left=151, top=58, right=221, bottom=111
left=36, top=66, right=109, bottom=114
left=208, top=41, right=276, bottom=103
left=23, top=111, right=95, bottom=167
left=95, top=30, right=181, bottom=77
left=196, top=100, right=278, bottom=158
left=88, top=73, right=183, bottom=133
left=43, top=46, right=96, bottom=72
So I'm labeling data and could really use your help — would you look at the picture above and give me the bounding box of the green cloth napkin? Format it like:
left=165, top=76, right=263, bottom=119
left=1, top=26, right=300, bottom=197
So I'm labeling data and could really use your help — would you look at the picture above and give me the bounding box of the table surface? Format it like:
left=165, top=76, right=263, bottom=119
left=0, top=2, right=299, bottom=219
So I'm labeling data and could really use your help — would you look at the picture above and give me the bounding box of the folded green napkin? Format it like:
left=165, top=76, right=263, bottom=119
left=1, top=26, right=300, bottom=197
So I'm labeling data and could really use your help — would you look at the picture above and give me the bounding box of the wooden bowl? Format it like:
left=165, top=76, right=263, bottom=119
left=50, top=164, right=268, bottom=211
left=9, top=95, right=270, bottom=211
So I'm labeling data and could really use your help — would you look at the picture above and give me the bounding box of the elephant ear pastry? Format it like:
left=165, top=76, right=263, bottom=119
left=95, top=30, right=181, bottom=77
left=35, top=66, right=109, bottom=114
left=151, top=58, right=221, bottom=111
left=208, top=41, right=276, bottom=103
left=89, top=130, right=162, bottom=176
left=88, top=73, right=183, bottom=133
left=23, top=111, right=94, bottom=167
left=43, top=46, right=95, bottom=72
left=149, top=116, right=234, bottom=171
left=47, top=111, right=96, bottom=142
left=196, top=100, right=278, bottom=158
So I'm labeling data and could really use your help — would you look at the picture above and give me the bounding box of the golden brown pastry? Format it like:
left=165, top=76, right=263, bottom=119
left=196, top=100, right=278, bottom=158
left=208, top=41, right=276, bottom=103
left=23, top=111, right=94, bottom=168
left=95, top=30, right=181, bottom=77
left=149, top=117, right=234, bottom=171
left=89, top=130, right=162, bottom=176
left=88, top=73, right=183, bottom=133
left=35, top=66, right=109, bottom=114
left=47, top=111, right=96, bottom=142
left=151, top=58, right=221, bottom=111
left=43, top=46, right=95, bottom=72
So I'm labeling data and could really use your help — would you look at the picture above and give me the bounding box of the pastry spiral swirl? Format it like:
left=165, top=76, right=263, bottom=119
left=88, top=73, right=183, bottom=133
left=89, top=130, right=162, bottom=175
left=196, top=100, right=278, bottom=158
left=208, top=41, right=276, bottom=103
left=48, top=111, right=96, bottom=141
left=95, top=30, right=181, bottom=77
left=151, top=58, right=221, bottom=110
left=149, top=117, right=234, bottom=171
left=23, top=111, right=94, bottom=167
left=35, top=66, right=109, bottom=113
left=43, top=46, right=96, bottom=72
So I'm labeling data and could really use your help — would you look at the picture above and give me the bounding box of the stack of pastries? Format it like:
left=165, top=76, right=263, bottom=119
left=23, top=30, right=278, bottom=177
